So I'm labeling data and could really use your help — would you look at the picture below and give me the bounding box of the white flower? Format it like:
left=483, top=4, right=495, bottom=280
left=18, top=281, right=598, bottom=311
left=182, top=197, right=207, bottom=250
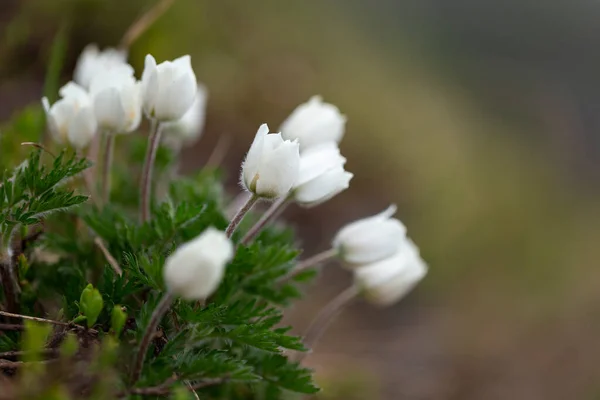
left=89, top=64, right=142, bottom=133
left=293, top=142, right=353, bottom=207
left=241, top=124, right=300, bottom=199
left=163, top=228, right=233, bottom=300
left=280, top=95, right=346, bottom=151
left=141, top=54, right=197, bottom=121
left=161, top=84, right=208, bottom=149
left=333, top=205, right=407, bottom=265
left=74, top=44, right=128, bottom=89
left=42, top=82, right=97, bottom=149
left=354, top=239, right=427, bottom=306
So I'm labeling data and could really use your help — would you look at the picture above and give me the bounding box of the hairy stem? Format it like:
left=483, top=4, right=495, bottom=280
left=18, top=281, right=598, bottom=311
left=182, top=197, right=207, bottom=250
left=140, top=120, right=162, bottom=223
left=120, top=376, right=227, bottom=397
left=101, top=133, right=115, bottom=205
left=225, top=194, right=259, bottom=238
left=296, top=286, right=359, bottom=363
left=241, top=195, right=291, bottom=245
left=130, top=292, right=174, bottom=385
left=279, top=248, right=338, bottom=282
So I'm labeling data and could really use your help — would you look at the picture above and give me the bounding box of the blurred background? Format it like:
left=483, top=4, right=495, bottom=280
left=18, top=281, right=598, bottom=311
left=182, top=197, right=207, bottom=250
left=2, top=0, right=600, bottom=398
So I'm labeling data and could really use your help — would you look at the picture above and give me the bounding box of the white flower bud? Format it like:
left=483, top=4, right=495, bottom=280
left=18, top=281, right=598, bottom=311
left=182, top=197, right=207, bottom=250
left=161, top=84, right=208, bottom=149
left=141, top=54, right=197, bottom=122
left=163, top=228, right=233, bottom=300
left=333, top=205, right=407, bottom=265
left=354, top=239, right=427, bottom=306
left=280, top=95, right=346, bottom=151
left=74, top=44, right=128, bottom=89
left=293, top=142, right=353, bottom=207
left=241, top=123, right=300, bottom=199
left=89, top=64, right=142, bottom=133
left=42, top=82, right=97, bottom=149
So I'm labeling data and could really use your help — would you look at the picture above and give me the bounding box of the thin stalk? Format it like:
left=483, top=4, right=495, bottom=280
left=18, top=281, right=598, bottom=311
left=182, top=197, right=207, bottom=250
left=279, top=248, right=338, bottom=282
left=241, top=195, right=291, bottom=245
left=101, top=133, right=115, bottom=205
left=225, top=194, right=259, bottom=238
left=140, top=120, right=161, bottom=223
left=0, top=311, right=97, bottom=333
left=119, top=0, right=177, bottom=50
left=130, top=292, right=174, bottom=385
left=296, top=286, right=359, bottom=363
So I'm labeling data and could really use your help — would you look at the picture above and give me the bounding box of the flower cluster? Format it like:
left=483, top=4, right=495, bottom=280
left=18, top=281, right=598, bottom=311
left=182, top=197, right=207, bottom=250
left=43, top=46, right=206, bottom=150
left=39, top=43, right=428, bottom=388
left=334, top=205, right=427, bottom=305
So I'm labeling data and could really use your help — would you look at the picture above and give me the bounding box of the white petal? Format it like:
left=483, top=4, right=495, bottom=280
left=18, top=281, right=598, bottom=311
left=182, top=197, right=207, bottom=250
left=154, top=70, right=197, bottom=121
left=255, top=138, right=300, bottom=198
left=295, top=167, right=352, bottom=207
left=295, top=142, right=345, bottom=186
left=241, top=124, right=269, bottom=190
left=67, top=107, right=97, bottom=149
left=93, top=88, right=127, bottom=132
left=141, top=54, right=159, bottom=117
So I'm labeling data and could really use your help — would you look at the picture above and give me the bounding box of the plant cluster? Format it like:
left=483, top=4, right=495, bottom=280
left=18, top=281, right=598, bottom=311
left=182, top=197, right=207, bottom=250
left=0, top=3, right=427, bottom=399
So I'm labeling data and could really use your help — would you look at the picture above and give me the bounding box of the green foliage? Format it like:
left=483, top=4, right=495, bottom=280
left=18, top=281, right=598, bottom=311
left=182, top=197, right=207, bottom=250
left=0, top=112, right=318, bottom=399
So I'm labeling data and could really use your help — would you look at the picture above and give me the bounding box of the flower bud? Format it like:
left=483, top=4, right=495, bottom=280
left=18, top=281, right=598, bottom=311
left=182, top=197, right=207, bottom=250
left=110, top=305, right=127, bottom=336
left=74, top=44, right=128, bottom=89
left=354, top=239, right=427, bottom=306
left=42, top=82, right=97, bottom=149
left=163, top=228, right=233, bottom=300
left=241, top=124, right=300, bottom=199
left=161, top=84, right=208, bottom=149
left=89, top=64, right=142, bottom=133
left=141, top=54, right=197, bottom=121
left=293, top=142, right=353, bottom=207
left=333, top=205, right=406, bottom=265
left=280, top=96, right=346, bottom=151
left=79, top=283, right=104, bottom=328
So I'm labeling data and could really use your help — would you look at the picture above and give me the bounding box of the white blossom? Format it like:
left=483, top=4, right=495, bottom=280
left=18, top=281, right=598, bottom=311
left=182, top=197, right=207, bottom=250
left=293, top=142, right=353, bottom=207
left=141, top=54, right=197, bottom=121
left=241, top=124, right=300, bottom=199
left=163, top=228, right=233, bottom=300
left=89, top=64, right=142, bottom=133
left=333, top=205, right=406, bottom=265
left=161, top=84, right=208, bottom=149
left=42, top=82, right=97, bottom=149
left=280, top=95, right=346, bottom=151
left=354, top=239, right=427, bottom=306
left=74, top=44, right=128, bottom=89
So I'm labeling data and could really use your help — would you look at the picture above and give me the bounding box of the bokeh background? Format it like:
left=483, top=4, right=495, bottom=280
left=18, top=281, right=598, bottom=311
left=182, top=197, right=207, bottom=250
left=2, top=0, right=600, bottom=398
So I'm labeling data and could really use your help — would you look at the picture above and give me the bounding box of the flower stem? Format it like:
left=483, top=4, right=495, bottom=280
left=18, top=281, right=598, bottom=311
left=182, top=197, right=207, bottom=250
left=279, top=248, right=338, bottom=282
left=140, top=120, right=162, bottom=223
left=241, top=196, right=291, bottom=245
left=130, top=292, right=174, bottom=385
left=101, top=133, right=115, bottom=205
left=225, top=194, right=259, bottom=238
left=296, top=285, right=359, bottom=363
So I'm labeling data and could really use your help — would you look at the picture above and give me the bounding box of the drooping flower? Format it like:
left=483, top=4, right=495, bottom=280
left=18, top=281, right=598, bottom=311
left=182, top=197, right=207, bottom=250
left=42, top=82, right=97, bottom=149
left=354, top=239, right=427, bottom=306
left=241, top=124, right=300, bottom=199
left=163, top=228, right=233, bottom=300
left=293, top=142, right=353, bottom=207
left=280, top=95, right=346, bottom=151
left=74, top=44, right=128, bottom=89
left=333, top=205, right=406, bottom=265
left=89, top=64, right=142, bottom=133
left=141, top=54, right=197, bottom=121
left=161, top=84, right=208, bottom=149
